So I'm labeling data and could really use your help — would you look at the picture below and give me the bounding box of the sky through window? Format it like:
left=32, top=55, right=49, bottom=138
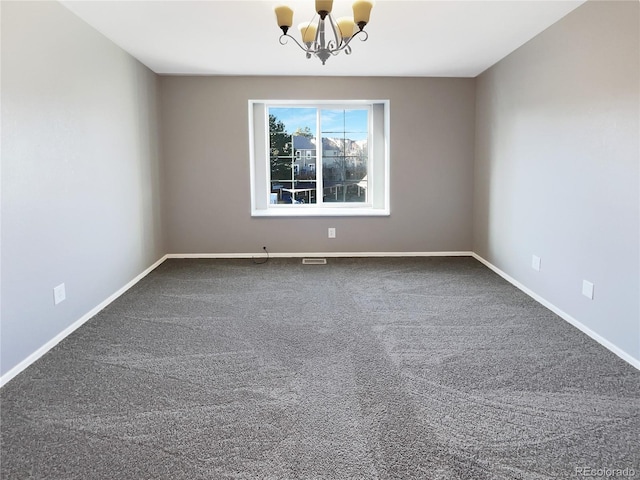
left=271, top=107, right=368, bottom=141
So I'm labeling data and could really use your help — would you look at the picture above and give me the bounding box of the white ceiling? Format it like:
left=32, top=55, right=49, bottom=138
left=59, top=0, right=585, bottom=77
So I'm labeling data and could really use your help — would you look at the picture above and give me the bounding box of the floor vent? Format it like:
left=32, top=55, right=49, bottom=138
left=302, top=258, right=327, bottom=265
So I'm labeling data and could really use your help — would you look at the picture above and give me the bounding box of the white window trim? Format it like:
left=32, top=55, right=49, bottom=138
left=249, top=99, right=390, bottom=217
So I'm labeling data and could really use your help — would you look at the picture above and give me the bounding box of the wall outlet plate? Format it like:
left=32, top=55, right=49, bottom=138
left=54, top=283, right=66, bottom=305
left=531, top=255, right=541, bottom=271
left=582, top=280, right=594, bottom=300
left=328, top=227, right=336, bottom=238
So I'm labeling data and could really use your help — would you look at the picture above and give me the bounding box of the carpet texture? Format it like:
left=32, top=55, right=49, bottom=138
left=1, top=257, right=639, bottom=479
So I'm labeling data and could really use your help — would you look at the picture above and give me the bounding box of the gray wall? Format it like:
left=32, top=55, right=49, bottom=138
left=160, top=76, right=475, bottom=254
left=474, top=1, right=639, bottom=362
left=1, top=1, right=165, bottom=376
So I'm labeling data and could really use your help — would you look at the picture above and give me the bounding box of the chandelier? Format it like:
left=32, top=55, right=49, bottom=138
left=274, top=1, right=374, bottom=65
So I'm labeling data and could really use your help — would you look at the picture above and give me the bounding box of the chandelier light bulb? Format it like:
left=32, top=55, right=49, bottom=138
left=352, top=0, right=373, bottom=29
left=299, top=22, right=318, bottom=44
left=315, top=0, right=333, bottom=17
left=274, top=5, right=294, bottom=34
left=336, top=16, right=355, bottom=39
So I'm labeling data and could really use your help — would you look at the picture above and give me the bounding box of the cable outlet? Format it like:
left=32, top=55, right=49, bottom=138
left=53, top=283, right=66, bottom=305
left=328, top=227, right=336, bottom=239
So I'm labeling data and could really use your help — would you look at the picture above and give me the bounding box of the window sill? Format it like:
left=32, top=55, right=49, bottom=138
left=251, top=207, right=390, bottom=217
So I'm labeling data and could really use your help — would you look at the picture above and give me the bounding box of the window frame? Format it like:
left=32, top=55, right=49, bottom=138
left=249, top=99, right=390, bottom=217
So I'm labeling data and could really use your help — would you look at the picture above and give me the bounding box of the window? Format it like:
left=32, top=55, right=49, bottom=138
left=249, top=100, right=389, bottom=217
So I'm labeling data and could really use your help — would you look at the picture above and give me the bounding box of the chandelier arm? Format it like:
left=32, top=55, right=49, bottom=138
left=326, top=14, right=342, bottom=49
left=339, top=29, right=368, bottom=51
left=279, top=33, right=312, bottom=53
left=316, top=15, right=324, bottom=51
left=330, top=44, right=352, bottom=56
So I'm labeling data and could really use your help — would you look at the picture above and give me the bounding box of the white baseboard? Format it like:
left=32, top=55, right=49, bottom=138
left=166, top=251, right=475, bottom=259
left=0, top=255, right=168, bottom=388
left=471, top=253, right=640, bottom=371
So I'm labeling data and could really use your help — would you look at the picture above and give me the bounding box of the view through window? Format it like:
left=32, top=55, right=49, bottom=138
left=269, top=106, right=369, bottom=206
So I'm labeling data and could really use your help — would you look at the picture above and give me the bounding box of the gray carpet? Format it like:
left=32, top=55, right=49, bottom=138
left=1, top=257, right=639, bottom=479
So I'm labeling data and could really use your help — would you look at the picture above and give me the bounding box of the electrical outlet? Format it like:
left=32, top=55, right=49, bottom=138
left=582, top=280, right=594, bottom=300
left=328, top=227, right=336, bottom=239
left=531, top=255, right=541, bottom=271
left=53, top=283, right=66, bottom=305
